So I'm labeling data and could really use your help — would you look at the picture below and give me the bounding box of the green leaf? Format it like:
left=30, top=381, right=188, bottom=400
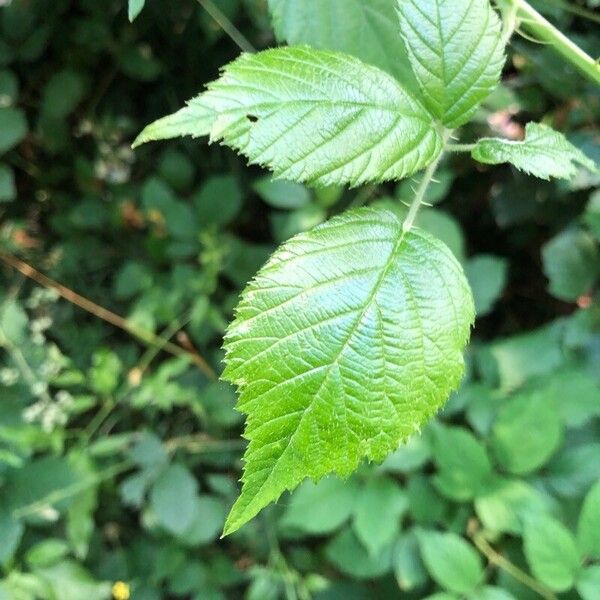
left=577, top=480, right=600, bottom=559
left=465, top=255, right=508, bottom=316
left=41, top=70, right=86, bottom=119
left=478, top=321, right=566, bottom=391
left=150, top=464, right=198, bottom=535
left=577, top=565, right=600, bottom=600
left=352, top=476, right=407, bottom=557
left=26, top=539, right=70, bottom=568
left=431, top=425, right=493, bottom=501
left=523, top=516, right=581, bottom=592
left=394, top=530, right=428, bottom=591
left=398, top=0, right=505, bottom=127
left=0, top=107, right=27, bottom=154
left=472, top=123, right=599, bottom=180
left=542, top=228, right=599, bottom=301
left=408, top=475, right=447, bottom=526
left=221, top=208, right=474, bottom=534
left=417, top=530, right=483, bottom=594
left=475, top=477, right=554, bottom=535
left=0, top=503, right=23, bottom=563
left=543, top=368, right=600, bottom=428
left=134, top=47, right=443, bottom=187
left=128, top=0, right=146, bottom=21
left=36, top=561, right=110, bottom=600
left=491, top=390, right=563, bottom=475
left=179, top=495, right=226, bottom=546
left=267, top=0, right=419, bottom=92
left=279, top=476, right=358, bottom=535
left=193, top=175, right=243, bottom=227
left=133, top=100, right=215, bottom=147
left=546, top=443, right=600, bottom=498
left=0, top=163, right=16, bottom=202
left=325, top=527, right=394, bottom=579
left=471, top=587, right=516, bottom=600
left=253, top=177, right=311, bottom=210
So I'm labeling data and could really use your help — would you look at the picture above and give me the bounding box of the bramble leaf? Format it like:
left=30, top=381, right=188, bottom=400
left=267, top=0, right=419, bottom=93
left=134, top=47, right=443, bottom=186
left=472, top=123, right=599, bottom=180
left=398, top=0, right=506, bottom=127
left=132, top=100, right=215, bottom=147
left=221, top=208, right=474, bottom=535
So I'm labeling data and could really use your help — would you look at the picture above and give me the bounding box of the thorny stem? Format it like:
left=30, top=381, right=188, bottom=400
left=402, top=128, right=453, bottom=234
left=509, top=0, right=600, bottom=87
left=468, top=520, right=558, bottom=600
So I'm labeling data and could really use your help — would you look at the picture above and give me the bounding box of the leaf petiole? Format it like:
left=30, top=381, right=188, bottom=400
left=403, top=128, right=454, bottom=233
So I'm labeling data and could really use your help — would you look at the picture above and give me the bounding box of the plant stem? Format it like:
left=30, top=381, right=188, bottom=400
left=403, top=129, right=452, bottom=233
left=0, top=253, right=217, bottom=380
left=511, top=0, right=600, bottom=87
left=196, top=0, right=256, bottom=53
left=468, top=521, right=558, bottom=600
left=447, top=143, right=477, bottom=153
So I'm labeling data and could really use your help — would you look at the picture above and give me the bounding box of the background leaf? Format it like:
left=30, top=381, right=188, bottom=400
left=417, top=530, right=483, bottom=594
left=524, top=515, right=581, bottom=592
left=267, top=0, right=419, bottom=93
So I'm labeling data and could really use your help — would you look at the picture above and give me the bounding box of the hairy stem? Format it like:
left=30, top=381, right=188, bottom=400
left=511, top=0, right=600, bottom=87
left=403, top=129, right=453, bottom=233
left=447, top=143, right=477, bottom=153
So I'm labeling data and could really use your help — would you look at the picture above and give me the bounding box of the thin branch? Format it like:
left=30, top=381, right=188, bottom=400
left=468, top=520, right=558, bottom=600
left=196, top=0, right=256, bottom=53
left=0, top=253, right=217, bottom=380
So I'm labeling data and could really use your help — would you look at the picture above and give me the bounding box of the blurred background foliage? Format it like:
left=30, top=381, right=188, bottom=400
left=0, top=0, right=599, bottom=598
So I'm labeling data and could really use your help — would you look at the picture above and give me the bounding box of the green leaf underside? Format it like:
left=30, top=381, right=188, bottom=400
left=398, top=0, right=505, bottom=128
left=267, top=0, right=419, bottom=94
left=222, top=208, right=474, bottom=535
left=134, top=47, right=443, bottom=187
left=472, top=123, right=599, bottom=180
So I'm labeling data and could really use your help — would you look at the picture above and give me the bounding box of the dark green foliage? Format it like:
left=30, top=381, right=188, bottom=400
left=0, top=0, right=599, bottom=598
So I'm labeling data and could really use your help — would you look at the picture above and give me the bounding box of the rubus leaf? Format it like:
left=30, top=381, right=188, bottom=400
left=134, top=47, right=443, bottom=187
left=221, top=207, right=474, bottom=535
left=267, top=0, right=419, bottom=93
left=132, top=100, right=215, bottom=148
left=398, top=0, right=506, bottom=127
left=472, top=123, right=599, bottom=180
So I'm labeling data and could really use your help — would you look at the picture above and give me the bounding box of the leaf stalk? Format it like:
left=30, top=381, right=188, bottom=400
left=403, top=128, right=453, bottom=233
